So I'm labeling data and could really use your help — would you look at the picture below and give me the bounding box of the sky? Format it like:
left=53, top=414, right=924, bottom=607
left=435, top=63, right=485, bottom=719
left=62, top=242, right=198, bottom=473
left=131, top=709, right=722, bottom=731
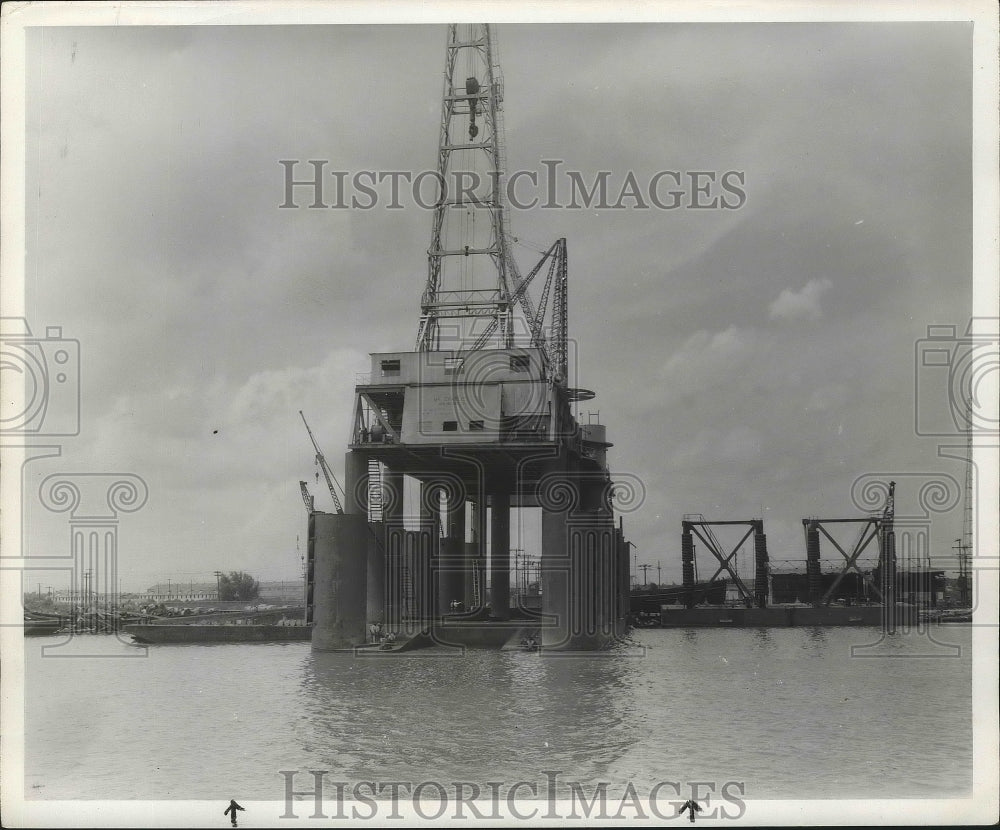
left=14, top=16, right=986, bottom=592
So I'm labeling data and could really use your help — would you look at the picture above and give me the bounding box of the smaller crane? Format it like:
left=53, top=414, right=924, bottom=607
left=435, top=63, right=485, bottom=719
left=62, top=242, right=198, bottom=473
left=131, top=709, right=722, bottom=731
left=299, top=410, right=344, bottom=514
left=299, top=480, right=314, bottom=514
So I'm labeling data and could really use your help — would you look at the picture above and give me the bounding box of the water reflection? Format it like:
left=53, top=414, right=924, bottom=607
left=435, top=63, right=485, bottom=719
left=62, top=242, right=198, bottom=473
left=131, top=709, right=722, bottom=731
left=22, top=628, right=972, bottom=801
left=296, top=649, right=639, bottom=790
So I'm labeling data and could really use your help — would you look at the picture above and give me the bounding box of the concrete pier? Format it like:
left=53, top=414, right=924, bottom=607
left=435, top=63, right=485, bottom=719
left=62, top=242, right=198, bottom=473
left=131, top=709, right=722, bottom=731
left=383, top=469, right=404, bottom=631
left=489, top=490, right=510, bottom=618
left=438, top=497, right=466, bottom=613
left=310, top=511, right=368, bottom=651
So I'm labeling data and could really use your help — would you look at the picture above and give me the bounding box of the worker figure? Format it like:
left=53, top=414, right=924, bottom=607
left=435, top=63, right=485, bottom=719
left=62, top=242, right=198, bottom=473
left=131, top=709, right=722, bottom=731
left=369, top=621, right=383, bottom=643
left=224, top=799, right=245, bottom=827
left=679, top=799, right=701, bottom=823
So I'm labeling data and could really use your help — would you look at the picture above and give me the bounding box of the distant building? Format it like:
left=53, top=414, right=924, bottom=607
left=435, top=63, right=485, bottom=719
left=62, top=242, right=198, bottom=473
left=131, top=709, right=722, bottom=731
left=258, top=580, right=306, bottom=604
left=144, top=582, right=218, bottom=602
left=770, top=570, right=945, bottom=607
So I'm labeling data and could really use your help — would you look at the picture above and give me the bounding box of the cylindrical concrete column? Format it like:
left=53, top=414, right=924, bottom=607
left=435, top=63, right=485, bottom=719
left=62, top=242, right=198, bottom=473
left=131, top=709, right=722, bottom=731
left=616, top=523, right=631, bottom=636
left=541, top=503, right=569, bottom=647
left=470, top=494, right=488, bottom=609
left=418, top=480, right=438, bottom=619
left=383, top=470, right=404, bottom=633
left=489, top=491, right=510, bottom=619
left=588, top=514, right=616, bottom=639
left=311, top=511, right=369, bottom=651
left=439, top=497, right=466, bottom=613
left=366, top=522, right=386, bottom=629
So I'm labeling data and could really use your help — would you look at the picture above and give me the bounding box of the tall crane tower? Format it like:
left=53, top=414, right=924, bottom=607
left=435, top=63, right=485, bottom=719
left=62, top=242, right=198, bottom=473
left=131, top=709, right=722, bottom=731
left=414, top=24, right=568, bottom=384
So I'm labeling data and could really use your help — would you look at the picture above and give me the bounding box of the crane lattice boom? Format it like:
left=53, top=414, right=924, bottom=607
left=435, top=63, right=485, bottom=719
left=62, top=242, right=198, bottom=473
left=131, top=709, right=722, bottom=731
left=299, top=410, right=344, bottom=514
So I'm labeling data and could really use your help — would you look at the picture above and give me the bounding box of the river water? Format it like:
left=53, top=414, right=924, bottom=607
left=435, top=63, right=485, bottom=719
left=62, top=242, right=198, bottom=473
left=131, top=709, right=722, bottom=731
left=22, top=625, right=972, bottom=806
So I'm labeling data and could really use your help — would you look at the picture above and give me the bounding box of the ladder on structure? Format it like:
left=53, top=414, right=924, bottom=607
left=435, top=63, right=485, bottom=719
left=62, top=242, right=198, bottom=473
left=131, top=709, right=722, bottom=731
left=367, top=459, right=383, bottom=522
left=400, top=565, right=413, bottom=620
left=471, top=564, right=483, bottom=609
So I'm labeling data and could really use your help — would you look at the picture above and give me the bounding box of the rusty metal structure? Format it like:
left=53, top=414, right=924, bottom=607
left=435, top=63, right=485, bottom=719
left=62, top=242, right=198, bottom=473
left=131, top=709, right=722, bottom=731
left=681, top=518, right=769, bottom=609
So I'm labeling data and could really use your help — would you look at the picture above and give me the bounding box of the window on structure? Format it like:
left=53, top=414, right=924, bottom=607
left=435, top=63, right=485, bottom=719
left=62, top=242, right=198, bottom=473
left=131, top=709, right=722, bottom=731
left=442, top=421, right=458, bottom=432
left=510, top=354, right=530, bottom=372
left=380, top=359, right=401, bottom=375
left=468, top=420, right=485, bottom=431
left=444, top=357, right=464, bottom=375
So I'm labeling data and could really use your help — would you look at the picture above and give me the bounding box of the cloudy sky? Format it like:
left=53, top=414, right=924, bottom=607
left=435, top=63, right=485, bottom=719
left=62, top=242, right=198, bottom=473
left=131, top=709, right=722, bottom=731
left=15, top=11, right=984, bottom=591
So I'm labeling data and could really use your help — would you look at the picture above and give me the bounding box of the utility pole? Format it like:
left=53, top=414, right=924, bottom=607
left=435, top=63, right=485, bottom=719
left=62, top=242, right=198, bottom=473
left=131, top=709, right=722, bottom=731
left=657, top=561, right=662, bottom=585
left=960, top=402, right=974, bottom=608
left=639, top=562, right=652, bottom=587
left=953, top=538, right=970, bottom=607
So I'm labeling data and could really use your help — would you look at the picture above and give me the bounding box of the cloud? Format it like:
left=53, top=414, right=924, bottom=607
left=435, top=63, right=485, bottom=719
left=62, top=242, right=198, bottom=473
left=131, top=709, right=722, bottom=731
left=20, top=22, right=974, bottom=590
left=769, top=278, right=833, bottom=321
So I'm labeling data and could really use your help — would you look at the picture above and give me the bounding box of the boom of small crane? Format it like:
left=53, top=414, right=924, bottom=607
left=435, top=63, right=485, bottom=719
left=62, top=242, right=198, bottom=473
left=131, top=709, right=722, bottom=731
left=299, top=480, right=315, bottom=514
left=299, top=410, right=345, bottom=514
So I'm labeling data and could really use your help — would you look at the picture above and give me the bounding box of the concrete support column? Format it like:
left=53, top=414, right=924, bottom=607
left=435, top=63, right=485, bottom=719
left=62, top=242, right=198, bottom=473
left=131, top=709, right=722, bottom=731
left=439, top=497, right=466, bottom=613
left=311, top=511, right=368, bottom=651
left=344, top=451, right=383, bottom=635
left=594, top=512, right=616, bottom=639
left=418, top=480, right=438, bottom=620
left=383, top=470, right=404, bottom=633
left=463, top=498, right=483, bottom=609
left=366, top=523, right=386, bottom=630
left=616, top=521, right=631, bottom=636
left=541, top=502, right=569, bottom=647
left=489, top=491, right=510, bottom=619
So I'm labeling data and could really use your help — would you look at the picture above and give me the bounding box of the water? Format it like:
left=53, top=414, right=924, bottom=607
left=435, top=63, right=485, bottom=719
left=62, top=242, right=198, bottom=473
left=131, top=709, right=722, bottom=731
left=23, top=626, right=972, bottom=802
